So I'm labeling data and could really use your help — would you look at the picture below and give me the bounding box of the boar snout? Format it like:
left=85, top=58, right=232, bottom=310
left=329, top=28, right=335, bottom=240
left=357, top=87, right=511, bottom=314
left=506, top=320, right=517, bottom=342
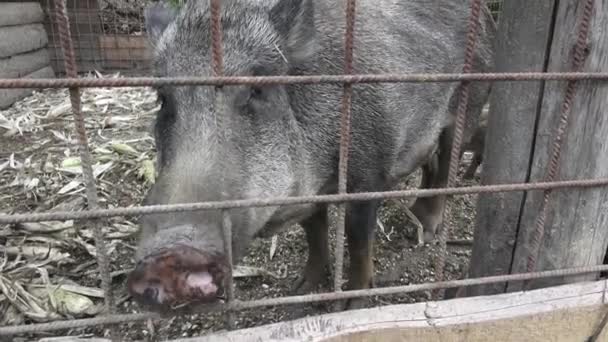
left=127, top=243, right=229, bottom=309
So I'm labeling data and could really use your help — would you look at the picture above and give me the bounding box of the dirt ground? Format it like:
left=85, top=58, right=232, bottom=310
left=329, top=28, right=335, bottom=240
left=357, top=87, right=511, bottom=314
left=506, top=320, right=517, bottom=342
left=0, top=78, right=481, bottom=341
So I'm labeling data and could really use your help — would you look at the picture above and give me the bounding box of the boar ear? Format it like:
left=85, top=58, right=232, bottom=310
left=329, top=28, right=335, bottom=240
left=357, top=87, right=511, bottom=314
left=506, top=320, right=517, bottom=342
left=144, top=2, right=178, bottom=46
left=270, top=0, right=317, bottom=63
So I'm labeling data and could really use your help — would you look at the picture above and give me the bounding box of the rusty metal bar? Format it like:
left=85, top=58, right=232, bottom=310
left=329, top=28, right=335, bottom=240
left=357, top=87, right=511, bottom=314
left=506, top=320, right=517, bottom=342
left=525, top=0, right=595, bottom=279
left=2, top=178, right=608, bottom=224
left=209, top=0, right=236, bottom=330
left=52, top=0, right=115, bottom=318
left=210, top=0, right=224, bottom=77
left=434, top=0, right=484, bottom=299
left=334, top=0, right=358, bottom=296
left=0, top=72, right=607, bottom=89
left=2, top=263, right=608, bottom=336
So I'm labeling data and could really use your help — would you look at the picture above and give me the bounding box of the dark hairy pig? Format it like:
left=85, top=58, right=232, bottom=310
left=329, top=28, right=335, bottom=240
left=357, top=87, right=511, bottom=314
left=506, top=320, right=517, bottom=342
left=127, top=0, right=496, bottom=310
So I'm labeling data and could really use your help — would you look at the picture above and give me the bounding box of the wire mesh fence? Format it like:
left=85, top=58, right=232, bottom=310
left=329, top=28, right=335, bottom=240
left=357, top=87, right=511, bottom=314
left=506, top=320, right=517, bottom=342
left=487, top=0, right=503, bottom=20
left=7, top=0, right=506, bottom=76
left=0, top=0, right=607, bottom=340
left=34, top=0, right=151, bottom=75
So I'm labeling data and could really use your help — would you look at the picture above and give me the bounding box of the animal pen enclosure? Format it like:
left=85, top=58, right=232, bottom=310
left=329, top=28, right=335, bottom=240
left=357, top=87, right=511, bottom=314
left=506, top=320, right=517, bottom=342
left=0, top=0, right=607, bottom=341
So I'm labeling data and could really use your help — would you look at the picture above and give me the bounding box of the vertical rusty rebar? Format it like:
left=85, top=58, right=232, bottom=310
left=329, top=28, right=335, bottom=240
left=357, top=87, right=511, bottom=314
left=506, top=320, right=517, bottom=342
left=210, top=0, right=224, bottom=78
left=524, top=0, right=594, bottom=280
left=53, top=0, right=114, bottom=312
left=334, top=0, right=357, bottom=295
left=52, top=0, right=116, bottom=339
left=433, top=0, right=483, bottom=299
left=209, top=0, right=235, bottom=330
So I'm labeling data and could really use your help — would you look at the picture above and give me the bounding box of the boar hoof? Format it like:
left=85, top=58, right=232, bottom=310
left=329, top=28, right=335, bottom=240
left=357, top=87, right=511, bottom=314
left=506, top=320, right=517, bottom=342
left=410, top=203, right=443, bottom=244
left=424, top=231, right=436, bottom=243
left=127, top=244, right=228, bottom=309
left=292, top=266, right=329, bottom=295
left=292, top=277, right=319, bottom=295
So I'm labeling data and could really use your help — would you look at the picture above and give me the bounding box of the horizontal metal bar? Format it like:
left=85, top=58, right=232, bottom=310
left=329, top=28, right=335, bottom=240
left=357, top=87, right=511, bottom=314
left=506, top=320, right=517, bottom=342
left=1, top=178, right=607, bottom=224
left=0, top=72, right=607, bottom=89
left=1, top=264, right=607, bottom=336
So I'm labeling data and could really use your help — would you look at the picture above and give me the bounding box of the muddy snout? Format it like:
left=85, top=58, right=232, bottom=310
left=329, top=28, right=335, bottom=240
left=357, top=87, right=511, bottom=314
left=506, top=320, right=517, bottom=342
left=127, top=244, right=228, bottom=309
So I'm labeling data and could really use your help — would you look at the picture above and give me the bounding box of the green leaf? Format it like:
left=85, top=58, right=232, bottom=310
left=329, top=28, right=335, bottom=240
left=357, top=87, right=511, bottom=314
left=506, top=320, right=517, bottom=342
left=138, top=159, right=156, bottom=185
left=111, top=143, right=139, bottom=157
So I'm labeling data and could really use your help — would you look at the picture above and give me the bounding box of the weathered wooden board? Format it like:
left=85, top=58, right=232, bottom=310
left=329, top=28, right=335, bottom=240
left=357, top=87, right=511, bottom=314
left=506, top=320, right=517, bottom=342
left=38, top=0, right=102, bottom=11
left=463, top=0, right=558, bottom=297
left=0, top=66, right=54, bottom=109
left=153, top=280, right=608, bottom=342
left=0, top=3, right=45, bottom=27
left=508, top=0, right=608, bottom=292
left=47, top=36, right=103, bottom=71
left=98, top=34, right=152, bottom=71
left=38, top=339, right=110, bottom=342
left=0, top=24, right=48, bottom=59
left=0, top=49, right=51, bottom=79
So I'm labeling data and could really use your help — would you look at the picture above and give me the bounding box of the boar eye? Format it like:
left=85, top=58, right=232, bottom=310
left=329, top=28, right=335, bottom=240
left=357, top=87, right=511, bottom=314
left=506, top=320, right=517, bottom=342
left=155, top=87, right=176, bottom=122
left=250, top=87, right=263, bottom=100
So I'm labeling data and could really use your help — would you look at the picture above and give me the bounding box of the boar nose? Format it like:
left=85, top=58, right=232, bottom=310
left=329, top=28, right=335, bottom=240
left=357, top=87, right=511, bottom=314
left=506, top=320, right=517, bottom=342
left=128, top=266, right=165, bottom=306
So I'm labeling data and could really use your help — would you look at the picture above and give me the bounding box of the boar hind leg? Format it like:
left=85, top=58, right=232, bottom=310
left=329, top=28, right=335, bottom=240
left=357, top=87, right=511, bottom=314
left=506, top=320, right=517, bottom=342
left=463, top=149, right=482, bottom=179
left=463, top=123, right=486, bottom=179
left=293, top=205, right=330, bottom=294
left=410, top=129, right=453, bottom=242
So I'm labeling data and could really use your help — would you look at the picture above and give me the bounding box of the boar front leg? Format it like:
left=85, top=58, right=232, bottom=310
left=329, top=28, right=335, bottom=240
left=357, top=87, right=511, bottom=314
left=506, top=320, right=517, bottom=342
left=293, top=205, right=330, bottom=294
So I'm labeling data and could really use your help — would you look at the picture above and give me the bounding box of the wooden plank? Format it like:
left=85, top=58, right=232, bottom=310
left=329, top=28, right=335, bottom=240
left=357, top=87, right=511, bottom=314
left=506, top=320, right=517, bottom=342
left=0, top=3, right=44, bottom=27
left=98, top=35, right=152, bottom=71
left=0, top=24, right=48, bottom=59
left=321, top=306, right=608, bottom=342
left=429, top=280, right=605, bottom=325
left=98, top=35, right=149, bottom=50
left=158, top=280, right=608, bottom=342
left=37, top=0, right=101, bottom=11
left=508, top=0, right=608, bottom=292
left=462, top=0, right=558, bottom=297
left=0, top=66, right=54, bottom=110
left=38, top=339, right=110, bottom=342
left=0, top=49, right=51, bottom=79
left=68, top=0, right=101, bottom=10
